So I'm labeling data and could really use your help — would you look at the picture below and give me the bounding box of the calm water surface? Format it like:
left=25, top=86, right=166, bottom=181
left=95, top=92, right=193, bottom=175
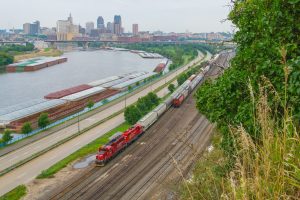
left=0, top=50, right=162, bottom=108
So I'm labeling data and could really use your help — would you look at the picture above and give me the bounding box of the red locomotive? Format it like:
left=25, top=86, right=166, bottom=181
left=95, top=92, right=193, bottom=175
left=172, top=94, right=184, bottom=107
left=95, top=125, right=143, bottom=166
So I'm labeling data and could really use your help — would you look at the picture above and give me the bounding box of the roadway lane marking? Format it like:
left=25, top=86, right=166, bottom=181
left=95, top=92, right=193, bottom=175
left=22, top=151, right=30, bottom=156
left=73, top=142, right=81, bottom=146
left=17, top=172, right=26, bottom=179
left=8, top=156, right=20, bottom=162
left=49, top=155, right=58, bottom=160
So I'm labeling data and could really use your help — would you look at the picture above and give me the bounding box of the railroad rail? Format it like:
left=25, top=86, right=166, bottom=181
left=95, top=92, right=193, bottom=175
left=44, top=52, right=233, bottom=200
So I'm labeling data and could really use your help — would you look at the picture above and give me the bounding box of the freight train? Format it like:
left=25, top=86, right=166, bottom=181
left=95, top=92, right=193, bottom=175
left=95, top=66, right=211, bottom=166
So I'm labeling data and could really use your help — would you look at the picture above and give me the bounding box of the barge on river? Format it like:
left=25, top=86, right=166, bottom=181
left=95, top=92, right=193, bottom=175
left=6, top=56, right=67, bottom=72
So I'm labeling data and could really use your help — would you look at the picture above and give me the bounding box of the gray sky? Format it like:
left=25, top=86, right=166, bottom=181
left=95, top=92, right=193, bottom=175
left=0, top=0, right=233, bottom=33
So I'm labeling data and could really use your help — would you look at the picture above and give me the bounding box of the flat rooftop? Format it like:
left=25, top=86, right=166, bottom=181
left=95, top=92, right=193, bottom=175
left=0, top=99, right=66, bottom=123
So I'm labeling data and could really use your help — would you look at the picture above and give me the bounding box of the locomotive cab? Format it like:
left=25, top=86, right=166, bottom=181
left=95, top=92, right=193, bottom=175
left=95, top=146, right=111, bottom=166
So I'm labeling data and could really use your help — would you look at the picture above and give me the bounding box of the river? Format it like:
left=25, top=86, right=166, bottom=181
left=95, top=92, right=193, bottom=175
left=0, top=50, right=163, bottom=108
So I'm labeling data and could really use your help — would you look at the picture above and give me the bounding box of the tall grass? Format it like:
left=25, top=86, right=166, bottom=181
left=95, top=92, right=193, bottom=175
left=225, top=89, right=300, bottom=199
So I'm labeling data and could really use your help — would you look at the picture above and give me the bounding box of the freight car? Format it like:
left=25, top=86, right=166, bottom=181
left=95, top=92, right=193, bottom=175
left=95, top=65, right=211, bottom=166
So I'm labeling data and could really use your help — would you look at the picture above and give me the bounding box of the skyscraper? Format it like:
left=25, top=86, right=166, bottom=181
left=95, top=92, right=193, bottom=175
left=107, top=22, right=114, bottom=33
left=132, top=24, right=139, bottom=36
left=23, top=23, right=31, bottom=34
left=97, top=16, right=105, bottom=29
left=57, top=14, right=79, bottom=41
left=113, top=15, right=122, bottom=35
left=23, top=21, right=40, bottom=35
left=86, top=22, right=94, bottom=35
left=31, top=21, right=40, bottom=34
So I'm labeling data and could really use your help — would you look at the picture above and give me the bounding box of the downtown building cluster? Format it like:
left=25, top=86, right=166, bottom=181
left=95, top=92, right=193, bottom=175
left=0, top=13, right=233, bottom=43
left=56, top=14, right=127, bottom=41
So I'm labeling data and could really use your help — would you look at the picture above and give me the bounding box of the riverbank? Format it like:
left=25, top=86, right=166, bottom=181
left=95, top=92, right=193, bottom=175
left=14, top=48, right=63, bottom=62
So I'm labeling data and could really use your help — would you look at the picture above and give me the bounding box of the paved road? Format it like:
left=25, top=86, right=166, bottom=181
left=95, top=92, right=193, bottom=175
left=0, top=51, right=211, bottom=196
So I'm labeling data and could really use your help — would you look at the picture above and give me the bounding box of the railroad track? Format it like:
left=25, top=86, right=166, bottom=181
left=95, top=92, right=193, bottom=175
left=124, top=119, right=214, bottom=200
left=48, top=107, right=179, bottom=200
left=96, top=117, right=211, bottom=200
left=46, top=52, right=232, bottom=200
left=48, top=92, right=211, bottom=200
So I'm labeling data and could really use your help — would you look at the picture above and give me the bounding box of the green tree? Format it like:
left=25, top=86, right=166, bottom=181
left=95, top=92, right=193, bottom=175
left=128, top=85, right=133, bottom=91
left=177, top=73, right=188, bottom=85
left=168, top=84, right=176, bottom=93
left=124, top=105, right=142, bottom=125
left=0, top=52, right=14, bottom=66
left=38, top=113, right=50, bottom=128
left=102, top=99, right=109, bottom=104
left=147, top=92, right=160, bottom=106
left=21, top=122, right=32, bottom=134
left=136, top=81, right=140, bottom=86
left=87, top=100, right=95, bottom=110
left=2, top=129, right=13, bottom=143
left=136, top=97, right=150, bottom=115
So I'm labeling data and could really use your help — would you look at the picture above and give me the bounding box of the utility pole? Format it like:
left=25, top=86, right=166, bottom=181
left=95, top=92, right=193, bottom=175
left=125, top=93, right=127, bottom=108
left=77, top=112, right=80, bottom=133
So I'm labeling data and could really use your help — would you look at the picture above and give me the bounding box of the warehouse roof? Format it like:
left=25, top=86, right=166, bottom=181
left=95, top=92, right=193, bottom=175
left=45, top=84, right=92, bottom=99
left=0, top=99, right=46, bottom=116
left=112, top=72, right=157, bottom=90
left=100, top=77, right=131, bottom=88
left=88, top=76, right=120, bottom=87
left=0, top=99, right=66, bottom=123
left=61, top=86, right=106, bottom=101
left=127, top=71, right=148, bottom=79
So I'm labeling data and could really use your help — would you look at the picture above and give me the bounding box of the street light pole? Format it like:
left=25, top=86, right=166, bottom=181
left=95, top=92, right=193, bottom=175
left=77, top=112, right=80, bottom=133
left=125, top=93, right=127, bottom=108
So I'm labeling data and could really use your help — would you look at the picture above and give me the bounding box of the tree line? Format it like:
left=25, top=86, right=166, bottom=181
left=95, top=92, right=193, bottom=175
left=0, top=43, right=35, bottom=67
left=124, top=92, right=160, bottom=125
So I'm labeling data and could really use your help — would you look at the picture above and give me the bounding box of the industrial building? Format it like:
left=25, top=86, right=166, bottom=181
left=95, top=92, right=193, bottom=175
left=0, top=71, right=159, bottom=132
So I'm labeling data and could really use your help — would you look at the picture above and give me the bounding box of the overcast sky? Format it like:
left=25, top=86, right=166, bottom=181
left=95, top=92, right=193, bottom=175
left=0, top=0, right=233, bottom=33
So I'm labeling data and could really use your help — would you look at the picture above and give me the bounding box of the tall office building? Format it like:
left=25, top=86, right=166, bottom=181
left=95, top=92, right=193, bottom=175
left=57, top=13, right=79, bottom=40
left=86, top=22, right=94, bottom=35
left=23, top=21, right=40, bottom=35
left=79, top=25, right=85, bottom=35
left=23, top=23, right=31, bottom=34
left=113, top=15, right=122, bottom=35
left=107, top=22, right=114, bottom=33
left=31, top=21, right=40, bottom=34
left=97, top=16, right=105, bottom=29
left=132, top=24, right=139, bottom=35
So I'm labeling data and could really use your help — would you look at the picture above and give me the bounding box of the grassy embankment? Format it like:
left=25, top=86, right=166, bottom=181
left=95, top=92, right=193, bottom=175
left=14, top=48, right=63, bottom=62
left=0, top=185, right=26, bottom=200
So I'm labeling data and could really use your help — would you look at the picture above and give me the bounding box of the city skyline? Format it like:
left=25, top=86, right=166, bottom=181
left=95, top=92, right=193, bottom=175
left=0, top=0, right=233, bottom=33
